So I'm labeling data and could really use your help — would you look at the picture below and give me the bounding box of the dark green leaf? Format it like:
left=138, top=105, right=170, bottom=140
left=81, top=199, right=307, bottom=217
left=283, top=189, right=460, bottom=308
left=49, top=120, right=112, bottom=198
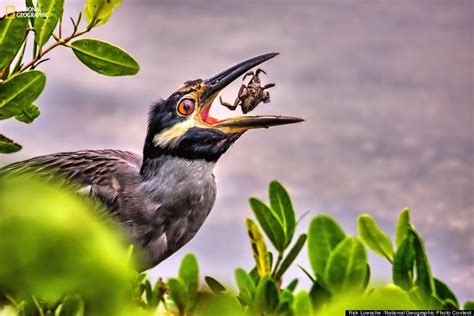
left=357, top=214, right=394, bottom=262
left=308, top=215, right=346, bottom=280
left=0, top=134, right=22, bottom=153
left=363, top=264, right=370, bottom=291
left=297, top=264, right=315, bottom=283
left=392, top=235, right=416, bottom=290
left=255, top=278, right=279, bottom=313
left=269, top=180, right=296, bottom=246
left=286, top=278, right=298, bottom=292
left=0, top=70, right=46, bottom=120
left=249, top=198, right=285, bottom=251
left=15, top=103, right=40, bottom=123
left=292, top=291, right=313, bottom=316
left=34, top=0, right=64, bottom=47
left=324, top=236, right=368, bottom=294
left=275, top=234, right=307, bottom=280
left=309, top=280, right=331, bottom=310
left=70, top=39, right=139, bottom=76
left=205, top=276, right=226, bottom=294
left=464, top=300, right=474, bottom=310
left=396, top=208, right=410, bottom=248
left=0, top=12, right=28, bottom=69
left=411, top=227, right=435, bottom=300
left=434, top=278, right=458, bottom=308
left=178, top=253, right=199, bottom=306
left=167, top=278, right=188, bottom=313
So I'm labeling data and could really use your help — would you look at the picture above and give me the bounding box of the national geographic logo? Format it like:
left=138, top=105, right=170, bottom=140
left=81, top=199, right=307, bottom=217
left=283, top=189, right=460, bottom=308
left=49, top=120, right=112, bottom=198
left=3, top=5, right=47, bottom=19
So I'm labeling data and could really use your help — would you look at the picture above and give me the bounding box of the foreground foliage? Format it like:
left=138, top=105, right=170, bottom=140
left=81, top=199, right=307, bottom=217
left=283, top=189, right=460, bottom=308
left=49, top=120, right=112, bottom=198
left=0, top=177, right=472, bottom=315
left=0, top=0, right=140, bottom=153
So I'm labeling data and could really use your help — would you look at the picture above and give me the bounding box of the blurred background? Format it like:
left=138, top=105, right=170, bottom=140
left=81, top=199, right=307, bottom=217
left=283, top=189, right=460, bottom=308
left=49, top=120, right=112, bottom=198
left=1, top=0, right=473, bottom=302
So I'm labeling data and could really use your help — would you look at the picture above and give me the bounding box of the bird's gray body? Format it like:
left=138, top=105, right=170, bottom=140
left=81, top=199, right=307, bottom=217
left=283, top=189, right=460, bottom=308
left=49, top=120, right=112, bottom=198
left=1, top=150, right=216, bottom=268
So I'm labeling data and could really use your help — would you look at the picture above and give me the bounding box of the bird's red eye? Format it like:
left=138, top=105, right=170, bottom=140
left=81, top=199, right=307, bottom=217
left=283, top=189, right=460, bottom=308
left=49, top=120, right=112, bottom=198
left=177, top=99, right=195, bottom=116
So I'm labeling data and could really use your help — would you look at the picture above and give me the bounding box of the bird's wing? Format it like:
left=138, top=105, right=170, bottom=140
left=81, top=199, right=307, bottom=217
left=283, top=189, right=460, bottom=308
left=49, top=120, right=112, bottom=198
left=0, top=149, right=143, bottom=194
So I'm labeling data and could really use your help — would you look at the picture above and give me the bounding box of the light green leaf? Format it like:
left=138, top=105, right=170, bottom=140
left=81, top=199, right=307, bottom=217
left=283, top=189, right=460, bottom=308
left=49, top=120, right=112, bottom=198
left=245, top=218, right=271, bottom=277
left=34, top=0, right=64, bottom=47
left=275, top=234, right=307, bottom=280
left=0, top=12, right=29, bottom=69
left=357, top=214, right=394, bottom=262
left=0, top=70, right=46, bottom=120
left=392, top=235, right=415, bottom=290
left=178, top=253, right=199, bottom=306
left=308, top=215, right=346, bottom=280
left=0, top=134, right=22, bottom=153
left=205, top=276, right=226, bottom=294
left=84, top=0, right=121, bottom=27
left=396, top=208, right=410, bottom=248
left=70, top=39, right=140, bottom=76
left=434, top=278, right=458, bottom=309
left=234, top=268, right=255, bottom=306
left=249, top=198, right=285, bottom=251
left=57, top=295, right=84, bottom=316
left=269, top=180, right=296, bottom=246
left=292, top=291, right=313, bottom=316
left=167, top=278, right=188, bottom=313
left=324, top=236, right=368, bottom=294
left=15, top=103, right=40, bottom=123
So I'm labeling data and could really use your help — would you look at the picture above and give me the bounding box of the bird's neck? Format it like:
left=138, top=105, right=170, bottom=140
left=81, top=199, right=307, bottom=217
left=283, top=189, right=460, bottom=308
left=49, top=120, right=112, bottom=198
left=140, top=154, right=215, bottom=180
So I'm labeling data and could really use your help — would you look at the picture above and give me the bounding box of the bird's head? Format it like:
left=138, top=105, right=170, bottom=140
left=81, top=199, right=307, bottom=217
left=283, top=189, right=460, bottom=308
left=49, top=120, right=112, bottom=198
left=144, top=53, right=304, bottom=162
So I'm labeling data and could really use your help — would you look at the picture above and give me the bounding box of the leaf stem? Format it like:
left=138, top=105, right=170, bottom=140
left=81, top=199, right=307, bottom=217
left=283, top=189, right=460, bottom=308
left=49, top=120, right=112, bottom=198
left=19, top=16, right=93, bottom=73
left=271, top=251, right=283, bottom=278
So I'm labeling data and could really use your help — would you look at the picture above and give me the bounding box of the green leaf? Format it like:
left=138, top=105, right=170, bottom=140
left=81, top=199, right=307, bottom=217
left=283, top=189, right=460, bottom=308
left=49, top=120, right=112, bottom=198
left=357, top=214, right=394, bottom=262
left=245, top=218, right=271, bottom=277
left=275, top=234, right=307, bottom=280
left=255, top=278, right=279, bottom=313
left=235, top=268, right=256, bottom=305
left=308, top=215, right=346, bottom=280
left=205, top=276, right=226, bottom=294
left=0, top=12, right=28, bottom=69
left=392, top=235, right=416, bottom=290
left=249, top=198, right=285, bottom=251
left=84, top=0, right=121, bottom=26
left=434, top=278, right=458, bottom=309
left=324, top=236, right=368, bottom=294
left=15, top=103, right=40, bottom=123
left=292, top=291, right=313, bottom=316
left=286, top=278, right=298, bottom=292
left=167, top=278, right=188, bottom=313
left=464, top=300, right=474, bottom=310
left=34, top=0, right=64, bottom=47
left=410, top=227, right=435, bottom=299
left=309, top=280, right=331, bottom=310
left=396, top=208, right=410, bottom=248
left=0, top=134, right=22, bottom=153
left=57, top=295, right=84, bottom=316
left=70, top=39, right=140, bottom=76
left=178, top=253, right=199, bottom=306
left=269, top=180, right=296, bottom=246
left=0, top=70, right=46, bottom=120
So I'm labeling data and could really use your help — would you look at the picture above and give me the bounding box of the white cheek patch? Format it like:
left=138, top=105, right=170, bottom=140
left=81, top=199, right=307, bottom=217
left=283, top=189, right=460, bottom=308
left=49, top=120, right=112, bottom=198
left=153, top=119, right=196, bottom=148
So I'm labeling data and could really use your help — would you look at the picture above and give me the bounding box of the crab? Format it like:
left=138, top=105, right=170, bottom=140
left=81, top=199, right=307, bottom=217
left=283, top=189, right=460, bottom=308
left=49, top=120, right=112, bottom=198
left=219, top=68, right=275, bottom=114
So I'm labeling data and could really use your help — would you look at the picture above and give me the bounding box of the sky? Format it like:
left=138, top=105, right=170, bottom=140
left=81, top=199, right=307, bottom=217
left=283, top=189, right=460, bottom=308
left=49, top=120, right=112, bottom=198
left=1, top=0, right=473, bottom=302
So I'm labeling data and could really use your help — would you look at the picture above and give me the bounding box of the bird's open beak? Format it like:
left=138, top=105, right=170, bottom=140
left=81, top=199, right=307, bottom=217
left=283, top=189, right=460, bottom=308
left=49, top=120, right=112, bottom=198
left=197, top=53, right=304, bottom=134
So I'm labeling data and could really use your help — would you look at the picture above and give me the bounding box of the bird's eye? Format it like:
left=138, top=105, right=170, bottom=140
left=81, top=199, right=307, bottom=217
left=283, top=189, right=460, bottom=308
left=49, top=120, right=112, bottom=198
left=177, top=99, right=195, bottom=116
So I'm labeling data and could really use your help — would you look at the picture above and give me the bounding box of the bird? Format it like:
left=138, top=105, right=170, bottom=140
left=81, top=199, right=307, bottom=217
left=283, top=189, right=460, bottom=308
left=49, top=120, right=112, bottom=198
left=0, top=53, right=303, bottom=270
